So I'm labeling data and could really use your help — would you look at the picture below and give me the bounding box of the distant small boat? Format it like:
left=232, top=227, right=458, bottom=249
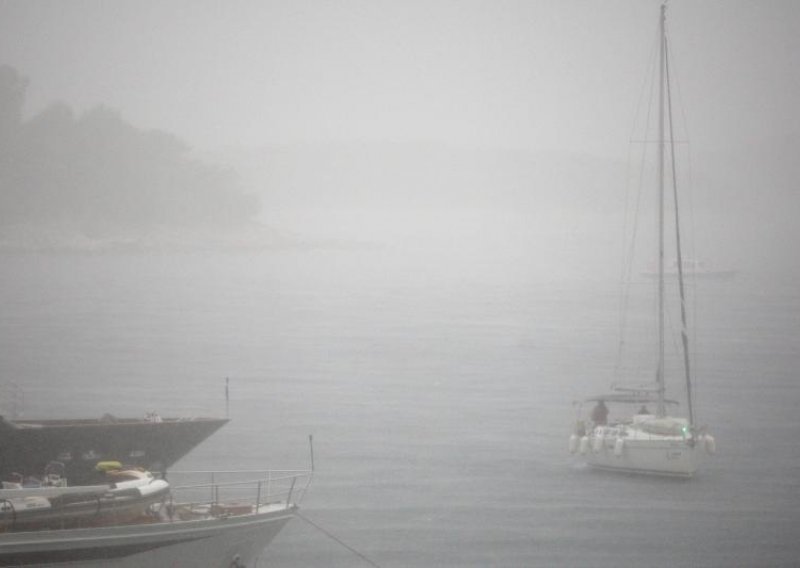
left=641, top=258, right=736, bottom=280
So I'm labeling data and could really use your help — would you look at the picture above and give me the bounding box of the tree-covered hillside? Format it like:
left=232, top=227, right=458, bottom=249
left=0, top=65, right=260, bottom=247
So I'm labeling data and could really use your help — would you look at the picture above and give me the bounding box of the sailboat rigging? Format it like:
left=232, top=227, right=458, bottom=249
left=569, top=3, right=715, bottom=477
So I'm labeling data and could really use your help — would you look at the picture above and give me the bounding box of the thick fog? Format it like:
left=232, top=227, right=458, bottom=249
left=1, top=0, right=798, bottom=280
left=2, top=3, right=800, bottom=566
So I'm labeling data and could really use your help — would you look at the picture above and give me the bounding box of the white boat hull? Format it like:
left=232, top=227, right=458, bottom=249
left=0, top=504, right=295, bottom=567
left=583, top=434, right=699, bottom=477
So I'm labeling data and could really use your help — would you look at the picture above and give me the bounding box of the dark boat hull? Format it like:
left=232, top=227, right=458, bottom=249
left=0, top=417, right=228, bottom=485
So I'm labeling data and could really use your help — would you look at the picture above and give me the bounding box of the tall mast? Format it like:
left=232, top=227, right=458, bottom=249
left=664, top=8, right=695, bottom=427
left=656, top=3, right=667, bottom=418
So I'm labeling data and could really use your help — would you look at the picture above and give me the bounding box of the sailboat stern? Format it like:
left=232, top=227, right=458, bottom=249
left=581, top=423, right=702, bottom=477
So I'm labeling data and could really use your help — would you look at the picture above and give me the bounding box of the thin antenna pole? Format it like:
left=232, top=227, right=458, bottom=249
left=225, top=377, right=230, bottom=419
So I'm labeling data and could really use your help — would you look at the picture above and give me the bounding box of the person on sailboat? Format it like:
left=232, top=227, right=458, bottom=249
left=590, top=400, right=608, bottom=425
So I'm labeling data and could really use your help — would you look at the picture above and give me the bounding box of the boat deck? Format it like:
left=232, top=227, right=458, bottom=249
left=0, top=469, right=311, bottom=567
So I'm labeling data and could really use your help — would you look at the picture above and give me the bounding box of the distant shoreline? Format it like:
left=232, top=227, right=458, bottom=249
left=0, top=222, right=383, bottom=254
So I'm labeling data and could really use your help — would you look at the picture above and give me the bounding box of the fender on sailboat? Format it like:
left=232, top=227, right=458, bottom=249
left=703, top=434, right=716, bottom=455
left=568, top=434, right=579, bottom=454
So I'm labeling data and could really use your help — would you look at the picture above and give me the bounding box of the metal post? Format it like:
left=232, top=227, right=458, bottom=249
left=225, top=377, right=230, bottom=419
left=287, top=477, right=297, bottom=510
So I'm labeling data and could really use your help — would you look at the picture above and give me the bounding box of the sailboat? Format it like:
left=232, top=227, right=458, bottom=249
left=569, top=3, right=716, bottom=477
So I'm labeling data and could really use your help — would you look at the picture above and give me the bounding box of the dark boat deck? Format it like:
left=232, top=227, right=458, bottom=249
left=0, top=416, right=228, bottom=485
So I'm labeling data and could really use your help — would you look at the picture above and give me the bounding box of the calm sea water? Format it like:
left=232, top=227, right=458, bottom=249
left=1, top=247, right=798, bottom=567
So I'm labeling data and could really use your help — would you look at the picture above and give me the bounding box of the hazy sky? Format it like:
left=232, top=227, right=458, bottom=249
left=2, top=0, right=798, bottom=160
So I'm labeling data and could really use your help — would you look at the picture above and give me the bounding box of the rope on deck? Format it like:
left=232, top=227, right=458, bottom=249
left=296, top=511, right=383, bottom=568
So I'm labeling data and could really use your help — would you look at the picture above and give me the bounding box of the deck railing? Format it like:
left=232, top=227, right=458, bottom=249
left=159, top=469, right=313, bottom=513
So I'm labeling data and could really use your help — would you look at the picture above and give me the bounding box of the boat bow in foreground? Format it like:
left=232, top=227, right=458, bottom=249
left=0, top=468, right=312, bottom=567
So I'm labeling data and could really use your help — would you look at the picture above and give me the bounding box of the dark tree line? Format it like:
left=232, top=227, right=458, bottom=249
left=0, top=65, right=259, bottom=239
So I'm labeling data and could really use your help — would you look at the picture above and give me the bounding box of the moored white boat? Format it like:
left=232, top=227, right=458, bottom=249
left=569, top=3, right=715, bottom=478
left=570, top=393, right=715, bottom=477
left=0, top=468, right=312, bottom=567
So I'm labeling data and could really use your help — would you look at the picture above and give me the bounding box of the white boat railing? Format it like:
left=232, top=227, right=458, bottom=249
left=159, top=469, right=314, bottom=514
